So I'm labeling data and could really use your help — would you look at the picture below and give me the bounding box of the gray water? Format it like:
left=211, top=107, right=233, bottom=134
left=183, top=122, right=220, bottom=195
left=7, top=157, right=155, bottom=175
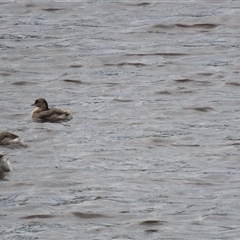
left=1, top=1, right=240, bottom=239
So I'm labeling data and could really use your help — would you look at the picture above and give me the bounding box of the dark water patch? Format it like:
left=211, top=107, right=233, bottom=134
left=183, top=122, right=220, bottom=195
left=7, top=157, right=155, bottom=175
left=113, top=99, right=133, bottom=103
left=134, top=2, right=151, bottom=6
left=175, top=23, right=218, bottom=29
left=105, top=62, right=146, bottom=67
left=126, top=2, right=151, bottom=6
left=184, top=107, right=214, bottom=112
left=0, top=44, right=15, bottom=50
left=225, top=82, right=240, bottom=86
left=175, top=79, right=194, bottom=83
left=52, top=198, right=86, bottom=206
left=105, top=82, right=121, bottom=86
left=13, top=182, right=35, bottom=187
left=177, top=90, right=195, bottom=94
left=171, top=144, right=200, bottom=147
left=144, top=137, right=170, bottom=146
left=126, top=53, right=187, bottom=57
left=197, top=81, right=213, bottom=85
left=42, top=8, right=63, bottom=12
left=152, top=23, right=218, bottom=30
left=152, top=24, right=174, bottom=29
left=184, top=181, right=213, bottom=186
left=151, top=138, right=165, bottom=144
left=69, top=64, right=83, bottom=68
left=24, top=3, right=36, bottom=7
left=144, top=229, right=159, bottom=233
left=72, top=212, right=109, bottom=219
left=198, top=72, right=214, bottom=76
left=228, top=142, right=240, bottom=146
left=20, top=214, right=55, bottom=219
left=140, top=220, right=166, bottom=226
left=225, top=136, right=240, bottom=141
left=12, top=81, right=37, bottom=86
left=175, top=79, right=212, bottom=85
left=154, top=90, right=195, bottom=95
left=154, top=90, right=172, bottom=95
left=0, top=34, right=21, bottom=39
left=63, top=79, right=90, bottom=85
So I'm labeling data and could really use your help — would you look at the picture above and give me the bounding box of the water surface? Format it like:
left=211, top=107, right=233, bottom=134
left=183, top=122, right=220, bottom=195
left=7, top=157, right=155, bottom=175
left=1, top=1, right=240, bottom=239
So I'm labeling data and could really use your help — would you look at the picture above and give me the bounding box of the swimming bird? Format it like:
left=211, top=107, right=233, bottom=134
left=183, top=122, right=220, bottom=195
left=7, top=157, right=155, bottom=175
left=0, top=131, right=26, bottom=147
left=0, top=154, right=12, bottom=180
left=31, top=98, right=73, bottom=123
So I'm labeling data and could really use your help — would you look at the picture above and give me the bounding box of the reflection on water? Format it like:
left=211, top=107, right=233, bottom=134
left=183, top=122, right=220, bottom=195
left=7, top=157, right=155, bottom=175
left=1, top=1, right=240, bottom=239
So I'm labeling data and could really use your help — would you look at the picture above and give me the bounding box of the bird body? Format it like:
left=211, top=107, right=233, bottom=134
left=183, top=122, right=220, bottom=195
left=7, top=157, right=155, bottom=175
left=31, top=98, right=73, bottom=122
left=0, top=131, right=25, bottom=147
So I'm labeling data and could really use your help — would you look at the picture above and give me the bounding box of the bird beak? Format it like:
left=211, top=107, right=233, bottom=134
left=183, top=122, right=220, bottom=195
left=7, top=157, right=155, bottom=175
left=31, top=103, right=36, bottom=106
